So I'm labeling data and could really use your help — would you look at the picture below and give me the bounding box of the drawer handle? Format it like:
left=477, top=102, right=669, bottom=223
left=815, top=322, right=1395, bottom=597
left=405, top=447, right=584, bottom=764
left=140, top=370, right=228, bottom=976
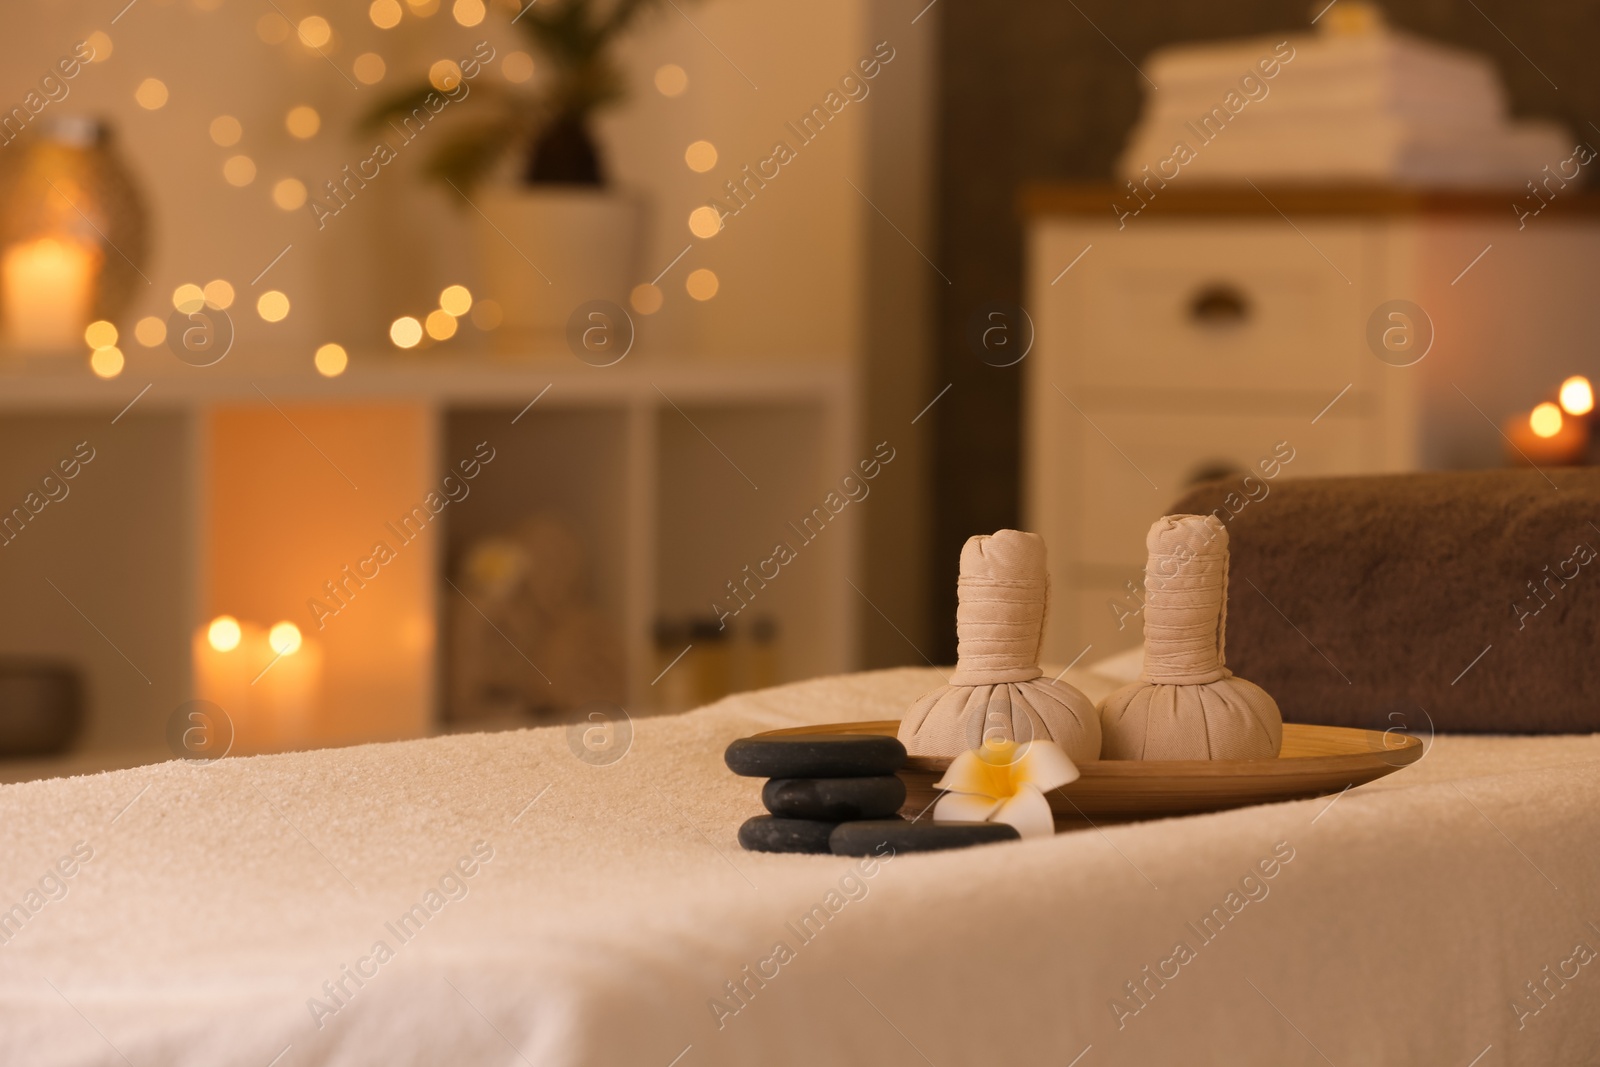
left=1184, top=461, right=1247, bottom=488
left=1189, top=284, right=1250, bottom=325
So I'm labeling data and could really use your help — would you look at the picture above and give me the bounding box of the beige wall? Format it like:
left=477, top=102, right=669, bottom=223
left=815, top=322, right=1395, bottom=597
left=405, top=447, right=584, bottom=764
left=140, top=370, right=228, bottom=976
left=0, top=0, right=902, bottom=365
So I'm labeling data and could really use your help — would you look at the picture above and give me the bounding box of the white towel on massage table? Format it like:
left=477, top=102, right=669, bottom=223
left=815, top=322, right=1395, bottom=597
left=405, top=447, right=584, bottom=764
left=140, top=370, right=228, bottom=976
left=1, top=667, right=1596, bottom=1065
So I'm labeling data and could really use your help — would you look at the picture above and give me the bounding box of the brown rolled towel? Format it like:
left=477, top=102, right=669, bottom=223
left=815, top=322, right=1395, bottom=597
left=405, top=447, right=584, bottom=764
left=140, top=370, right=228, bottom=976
left=1170, top=468, right=1600, bottom=733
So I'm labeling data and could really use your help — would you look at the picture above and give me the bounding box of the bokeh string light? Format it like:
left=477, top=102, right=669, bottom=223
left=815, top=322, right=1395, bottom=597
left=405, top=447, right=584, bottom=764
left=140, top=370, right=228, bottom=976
left=686, top=268, right=720, bottom=301
left=297, top=16, right=332, bottom=49
left=273, top=178, right=308, bottom=211
left=655, top=64, right=688, bottom=96
left=354, top=53, right=387, bottom=84
left=439, top=285, right=472, bottom=317
left=285, top=106, right=321, bottom=140
left=370, top=0, right=403, bottom=29
left=390, top=316, right=423, bottom=348
left=135, top=78, right=169, bottom=110
left=314, top=343, right=349, bottom=377
left=203, top=280, right=235, bottom=309
left=257, top=290, right=290, bottom=323
left=685, top=140, right=717, bottom=172
left=209, top=115, right=242, bottom=146
left=223, top=154, right=257, bottom=187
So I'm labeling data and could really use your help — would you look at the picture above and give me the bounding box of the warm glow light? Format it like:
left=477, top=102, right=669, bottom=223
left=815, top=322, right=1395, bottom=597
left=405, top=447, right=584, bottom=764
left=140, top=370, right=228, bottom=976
left=84, top=320, right=118, bottom=350
left=269, top=621, right=303, bottom=656
left=209, top=114, right=242, bottom=146
left=223, top=154, right=258, bottom=187
left=134, top=316, right=166, bottom=347
left=257, top=290, right=290, bottom=322
left=439, top=284, right=472, bottom=317
left=685, top=140, right=717, bottom=172
left=314, top=343, right=349, bottom=377
left=298, top=16, right=332, bottom=48
left=204, top=279, right=234, bottom=309
left=429, top=59, right=462, bottom=90
left=208, top=615, right=242, bottom=652
left=452, top=0, right=485, bottom=26
left=85, top=31, right=113, bottom=62
left=686, top=268, right=719, bottom=301
left=90, top=346, right=124, bottom=379
left=353, top=52, right=387, bottom=84
left=257, top=13, right=291, bottom=43
left=471, top=299, right=502, bottom=330
left=655, top=64, right=688, bottom=97
left=407, top=0, right=440, bottom=14
left=1559, top=376, right=1594, bottom=417
left=1, top=239, right=94, bottom=349
left=135, top=78, right=169, bottom=110
left=390, top=316, right=423, bottom=348
left=688, top=206, right=722, bottom=239
left=285, top=106, right=321, bottom=139
left=425, top=308, right=458, bottom=340
left=630, top=283, right=663, bottom=315
left=369, top=0, right=403, bottom=28
left=502, top=51, right=534, bottom=83
left=173, top=283, right=206, bottom=313
left=273, top=178, right=308, bottom=211
left=1530, top=402, right=1564, bottom=439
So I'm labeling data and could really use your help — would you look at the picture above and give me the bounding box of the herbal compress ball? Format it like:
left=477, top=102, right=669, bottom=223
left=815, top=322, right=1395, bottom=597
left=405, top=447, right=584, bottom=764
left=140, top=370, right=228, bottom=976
left=1099, top=514, right=1283, bottom=761
left=899, top=530, right=1100, bottom=761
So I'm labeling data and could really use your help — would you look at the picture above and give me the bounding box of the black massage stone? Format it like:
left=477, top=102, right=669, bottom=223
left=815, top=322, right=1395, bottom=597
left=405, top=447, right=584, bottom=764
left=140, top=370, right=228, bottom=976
left=724, top=734, right=907, bottom=779
left=829, top=819, right=1021, bottom=855
left=762, top=775, right=906, bottom=820
left=738, top=815, right=839, bottom=854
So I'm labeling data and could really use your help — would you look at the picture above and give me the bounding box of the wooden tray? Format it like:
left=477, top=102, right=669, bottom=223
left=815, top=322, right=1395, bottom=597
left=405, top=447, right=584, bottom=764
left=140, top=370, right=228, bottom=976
left=755, top=721, right=1424, bottom=820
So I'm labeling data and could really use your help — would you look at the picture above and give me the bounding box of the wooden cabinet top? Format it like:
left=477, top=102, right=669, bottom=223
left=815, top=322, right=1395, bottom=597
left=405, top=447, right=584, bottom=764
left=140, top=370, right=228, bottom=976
left=1022, top=183, right=1600, bottom=219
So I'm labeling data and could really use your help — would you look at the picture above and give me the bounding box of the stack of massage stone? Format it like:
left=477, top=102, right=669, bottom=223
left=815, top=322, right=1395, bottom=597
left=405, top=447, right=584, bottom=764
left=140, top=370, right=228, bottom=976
left=726, top=733, right=1021, bottom=855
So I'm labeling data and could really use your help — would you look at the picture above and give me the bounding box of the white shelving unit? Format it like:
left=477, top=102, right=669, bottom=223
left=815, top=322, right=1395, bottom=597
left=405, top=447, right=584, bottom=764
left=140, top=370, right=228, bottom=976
left=0, top=354, right=858, bottom=759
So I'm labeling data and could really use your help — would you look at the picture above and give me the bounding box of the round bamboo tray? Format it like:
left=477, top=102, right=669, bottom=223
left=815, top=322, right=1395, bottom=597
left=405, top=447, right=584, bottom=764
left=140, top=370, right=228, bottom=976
left=754, top=720, right=1424, bottom=820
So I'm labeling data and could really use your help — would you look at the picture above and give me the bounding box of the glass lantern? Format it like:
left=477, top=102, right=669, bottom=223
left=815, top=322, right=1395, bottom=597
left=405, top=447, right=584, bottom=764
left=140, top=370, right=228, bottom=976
left=0, top=117, right=148, bottom=352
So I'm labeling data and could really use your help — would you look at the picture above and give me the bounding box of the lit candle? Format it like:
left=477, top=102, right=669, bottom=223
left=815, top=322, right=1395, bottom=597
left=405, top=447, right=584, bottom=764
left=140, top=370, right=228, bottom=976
left=1504, top=402, right=1588, bottom=467
left=193, top=616, right=257, bottom=751
left=1560, top=375, right=1595, bottom=418
left=254, top=622, right=324, bottom=747
left=1, top=237, right=97, bottom=350
left=193, top=616, right=323, bottom=751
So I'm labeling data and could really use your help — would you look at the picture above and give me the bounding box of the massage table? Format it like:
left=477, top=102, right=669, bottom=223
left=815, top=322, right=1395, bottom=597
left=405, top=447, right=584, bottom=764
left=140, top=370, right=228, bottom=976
left=2, top=663, right=1596, bottom=1065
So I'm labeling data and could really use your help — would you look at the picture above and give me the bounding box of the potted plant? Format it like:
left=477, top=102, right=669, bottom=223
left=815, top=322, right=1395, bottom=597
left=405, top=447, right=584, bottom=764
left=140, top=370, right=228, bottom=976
left=363, top=0, right=681, bottom=342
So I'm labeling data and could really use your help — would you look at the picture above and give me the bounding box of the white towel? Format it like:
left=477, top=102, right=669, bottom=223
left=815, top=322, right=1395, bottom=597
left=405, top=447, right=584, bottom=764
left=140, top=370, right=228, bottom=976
left=2, top=667, right=1597, bottom=1064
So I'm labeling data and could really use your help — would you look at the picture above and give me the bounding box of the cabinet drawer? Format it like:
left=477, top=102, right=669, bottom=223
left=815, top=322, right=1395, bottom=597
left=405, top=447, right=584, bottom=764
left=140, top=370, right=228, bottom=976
left=1067, top=408, right=1369, bottom=566
left=1042, top=222, right=1371, bottom=394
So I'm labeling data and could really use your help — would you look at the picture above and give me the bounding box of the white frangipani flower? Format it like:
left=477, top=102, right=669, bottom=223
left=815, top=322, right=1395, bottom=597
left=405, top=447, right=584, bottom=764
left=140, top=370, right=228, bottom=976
left=932, top=738, right=1079, bottom=839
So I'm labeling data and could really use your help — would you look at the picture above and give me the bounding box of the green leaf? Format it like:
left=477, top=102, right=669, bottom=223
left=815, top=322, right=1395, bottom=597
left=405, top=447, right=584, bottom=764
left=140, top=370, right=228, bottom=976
left=425, top=118, right=525, bottom=193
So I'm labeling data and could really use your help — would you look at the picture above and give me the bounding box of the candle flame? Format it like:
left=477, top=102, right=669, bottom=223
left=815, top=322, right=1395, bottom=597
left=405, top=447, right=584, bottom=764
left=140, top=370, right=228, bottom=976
left=208, top=615, right=242, bottom=652
left=269, top=621, right=303, bottom=656
left=1560, top=376, right=1594, bottom=417
left=1530, top=402, right=1564, bottom=439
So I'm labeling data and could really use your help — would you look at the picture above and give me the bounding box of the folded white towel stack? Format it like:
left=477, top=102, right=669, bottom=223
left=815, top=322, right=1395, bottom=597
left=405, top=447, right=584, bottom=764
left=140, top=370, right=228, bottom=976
left=1116, top=4, right=1575, bottom=188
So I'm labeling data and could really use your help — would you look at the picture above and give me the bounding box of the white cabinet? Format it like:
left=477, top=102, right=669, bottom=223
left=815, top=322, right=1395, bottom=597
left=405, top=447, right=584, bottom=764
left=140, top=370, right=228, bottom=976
left=1024, top=186, right=1600, bottom=666
left=1064, top=225, right=1371, bottom=396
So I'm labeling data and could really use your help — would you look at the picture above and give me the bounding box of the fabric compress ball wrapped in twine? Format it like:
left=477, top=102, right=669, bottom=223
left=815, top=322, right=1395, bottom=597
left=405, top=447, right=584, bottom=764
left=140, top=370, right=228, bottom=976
left=898, top=530, right=1101, bottom=761
left=1099, top=514, right=1283, bottom=760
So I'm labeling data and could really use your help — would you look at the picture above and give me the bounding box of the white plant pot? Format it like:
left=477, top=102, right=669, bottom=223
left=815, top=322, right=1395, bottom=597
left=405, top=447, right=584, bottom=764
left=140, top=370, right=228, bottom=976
left=473, top=186, right=642, bottom=348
